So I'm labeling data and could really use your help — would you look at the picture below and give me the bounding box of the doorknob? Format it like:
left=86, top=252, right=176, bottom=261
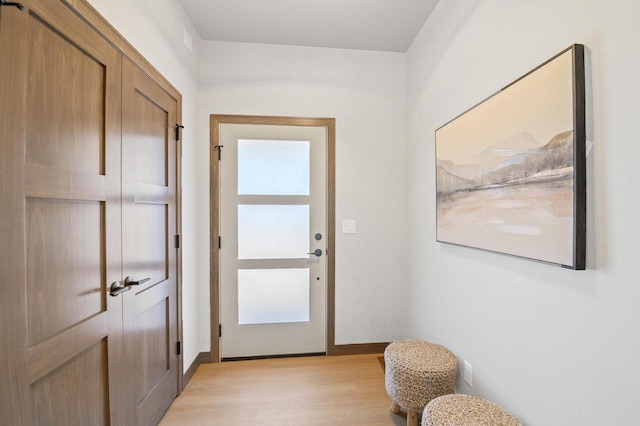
left=307, top=249, right=323, bottom=257
left=124, top=276, right=151, bottom=286
left=109, top=281, right=131, bottom=297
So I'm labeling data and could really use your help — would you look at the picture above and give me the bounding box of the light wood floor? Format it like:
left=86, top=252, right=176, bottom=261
left=160, top=354, right=406, bottom=425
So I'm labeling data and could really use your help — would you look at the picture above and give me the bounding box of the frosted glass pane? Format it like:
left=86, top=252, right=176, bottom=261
left=238, top=139, right=310, bottom=195
left=238, top=205, right=309, bottom=259
left=238, top=269, right=309, bottom=324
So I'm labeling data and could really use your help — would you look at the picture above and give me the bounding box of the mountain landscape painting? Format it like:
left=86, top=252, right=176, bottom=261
left=435, top=45, right=585, bottom=269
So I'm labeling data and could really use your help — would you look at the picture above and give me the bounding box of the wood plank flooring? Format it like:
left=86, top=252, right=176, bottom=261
left=160, top=354, right=406, bottom=425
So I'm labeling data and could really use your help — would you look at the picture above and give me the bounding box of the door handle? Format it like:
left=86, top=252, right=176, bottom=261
left=124, top=276, right=151, bottom=286
left=307, top=249, right=323, bottom=257
left=0, top=1, right=25, bottom=10
left=109, top=281, right=131, bottom=297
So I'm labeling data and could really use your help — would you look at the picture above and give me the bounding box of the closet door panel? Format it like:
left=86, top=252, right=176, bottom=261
left=0, top=1, right=124, bottom=424
left=121, top=58, right=179, bottom=426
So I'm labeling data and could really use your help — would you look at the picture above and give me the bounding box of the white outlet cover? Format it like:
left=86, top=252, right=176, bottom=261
left=463, top=360, right=473, bottom=387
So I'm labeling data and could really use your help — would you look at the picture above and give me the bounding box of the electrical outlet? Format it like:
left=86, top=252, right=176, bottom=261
left=463, top=360, right=473, bottom=387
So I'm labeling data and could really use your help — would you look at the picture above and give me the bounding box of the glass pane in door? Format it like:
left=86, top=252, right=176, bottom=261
left=237, top=204, right=309, bottom=259
left=238, top=139, right=310, bottom=195
left=238, top=268, right=310, bottom=324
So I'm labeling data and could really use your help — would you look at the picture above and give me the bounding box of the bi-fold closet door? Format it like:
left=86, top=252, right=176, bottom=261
left=0, top=1, right=180, bottom=425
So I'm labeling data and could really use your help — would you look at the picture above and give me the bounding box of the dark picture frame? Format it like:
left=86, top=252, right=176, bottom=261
left=435, top=44, right=586, bottom=270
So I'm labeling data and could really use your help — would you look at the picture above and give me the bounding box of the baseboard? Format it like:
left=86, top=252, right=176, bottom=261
left=222, top=352, right=325, bottom=362
left=331, top=342, right=389, bottom=356
left=183, top=351, right=213, bottom=388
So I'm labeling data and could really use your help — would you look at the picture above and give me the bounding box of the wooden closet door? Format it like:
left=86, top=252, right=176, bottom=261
left=121, top=58, right=179, bottom=426
left=0, top=0, right=125, bottom=425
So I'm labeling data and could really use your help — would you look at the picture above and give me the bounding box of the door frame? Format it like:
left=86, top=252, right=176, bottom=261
left=210, top=114, right=336, bottom=362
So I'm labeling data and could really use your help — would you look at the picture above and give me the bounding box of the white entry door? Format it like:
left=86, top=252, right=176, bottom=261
left=219, top=123, right=327, bottom=358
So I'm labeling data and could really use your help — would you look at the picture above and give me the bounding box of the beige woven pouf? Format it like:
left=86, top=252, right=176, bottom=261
left=385, top=340, right=457, bottom=426
left=422, top=394, right=520, bottom=426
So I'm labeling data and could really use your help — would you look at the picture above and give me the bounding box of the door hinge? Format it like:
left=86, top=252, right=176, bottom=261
left=174, top=234, right=180, bottom=248
left=176, top=341, right=181, bottom=355
left=218, top=236, right=222, bottom=249
left=214, top=145, right=224, bottom=161
left=219, top=324, right=222, bottom=338
left=175, top=124, right=184, bottom=141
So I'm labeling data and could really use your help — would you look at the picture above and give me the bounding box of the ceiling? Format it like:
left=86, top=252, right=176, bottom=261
left=178, top=0, right=440, bottom=52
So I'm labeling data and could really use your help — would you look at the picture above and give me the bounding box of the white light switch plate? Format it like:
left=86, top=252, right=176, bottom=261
left=342, top=219, right=356, bottom=234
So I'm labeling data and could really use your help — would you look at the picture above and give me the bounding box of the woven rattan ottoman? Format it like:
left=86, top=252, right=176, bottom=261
left=422, top=394, right=520, bottom=426
left=385, top=340, right=457, bottom=426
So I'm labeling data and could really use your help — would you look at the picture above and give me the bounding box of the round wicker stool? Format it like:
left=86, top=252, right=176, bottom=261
left=422, top=394, right=520, bottom=426
left=385, top=340, right=457, bottom=426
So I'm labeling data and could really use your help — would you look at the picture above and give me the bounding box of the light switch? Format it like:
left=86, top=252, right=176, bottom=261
left=342, top=219, right=356, bottom=234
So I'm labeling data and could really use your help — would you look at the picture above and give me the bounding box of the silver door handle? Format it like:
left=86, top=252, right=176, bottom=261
left=109, top=281, right=131, bottom=297
left=124, top=276, right=151, bottom=286
left=307, top=249, right=323, bottom=257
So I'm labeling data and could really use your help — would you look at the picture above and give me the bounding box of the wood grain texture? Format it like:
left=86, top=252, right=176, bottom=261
left=137, top=300, right=170, bottom=395
left=122, top=57, right=179, bottom=426
left=209, top=115, right=221, bottom=364
left=27, top=313, right=107, bottom=384
left=174, top=93, right=184, bottom=395
left=332, top=342, right=390, bottom=356
left=62, top=0, right=181, bottom=102
left=408, top=410, right=419, bottom=426
left=25, top=11, right=105, bottom=175
left=0, top=4, right=33, bottom=424
left=53, top=8, right=185, bottom=383
left=209, top=115, right=336, bottom=361
left=31, top=340, right=110, bottom=426
left=133, top=88, right=168, bottom=186
left=160, top=354, right=406, bottom=426
left=183, top=352, right=212, bottom=388
left=26, top=198, right=104, bottom=346
left=25, top=163, right=107, bottom=201
left=1, top=1, right=125, bottom=424
left=325, top=119, right=336, bottom=356
left=1, top=1, right=184, bottom=424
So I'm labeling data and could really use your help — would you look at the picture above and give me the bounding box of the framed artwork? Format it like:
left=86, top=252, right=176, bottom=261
left=435, top=44, right=586, bottom=269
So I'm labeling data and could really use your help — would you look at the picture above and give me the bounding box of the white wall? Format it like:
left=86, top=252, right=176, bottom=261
left=83, top=0, right=409, bottom=368
left=198, top=41, right=409, bottom=346
left=406, top=1, right=640, bottom=425
left=86, top=0, right=202, bottom=370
